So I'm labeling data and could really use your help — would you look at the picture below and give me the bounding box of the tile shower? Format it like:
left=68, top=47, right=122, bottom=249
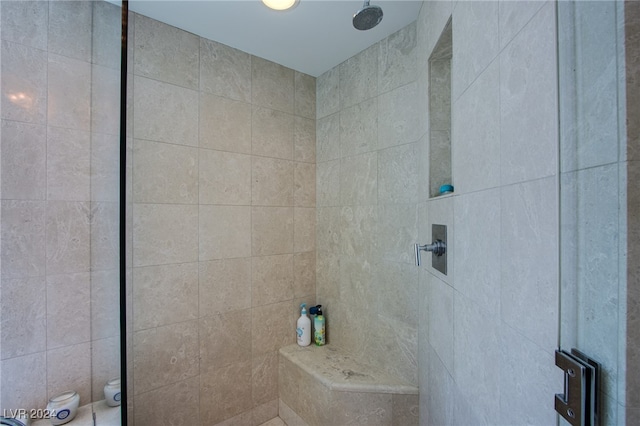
left=128, top=12, right=316, bottom=426
left=1, top=1, right=639, bottom=426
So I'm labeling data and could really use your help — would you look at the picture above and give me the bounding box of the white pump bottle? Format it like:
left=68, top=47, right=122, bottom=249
left=296, top=303, right=311, bottom=346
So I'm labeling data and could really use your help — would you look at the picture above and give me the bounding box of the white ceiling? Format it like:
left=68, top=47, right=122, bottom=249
left=128, top=0, right=423, bottom=77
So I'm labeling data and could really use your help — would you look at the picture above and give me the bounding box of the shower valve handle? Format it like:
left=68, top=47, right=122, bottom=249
left=414, top=241, right=446, bottom=266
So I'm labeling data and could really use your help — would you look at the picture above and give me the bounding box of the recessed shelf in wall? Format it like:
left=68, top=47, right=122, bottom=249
left=428, top=19, right=452, bottom=198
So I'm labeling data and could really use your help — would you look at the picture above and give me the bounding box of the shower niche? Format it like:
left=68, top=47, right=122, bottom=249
left=428, top=19, right=452, bottom=198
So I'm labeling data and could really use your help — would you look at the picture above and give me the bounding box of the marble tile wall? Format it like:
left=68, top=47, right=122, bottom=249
left=316, top=21, right=419, bottom=386
left=128, top=13, right=316, bottom=426
left=414, top=2, right=565, bottom=424
left=405, top=0, right=636, bottom=424
left=0, top=0, right=121, bottom=412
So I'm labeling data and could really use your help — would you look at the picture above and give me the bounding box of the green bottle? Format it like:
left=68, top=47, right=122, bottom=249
left=312, top=305, right=325, bottom=346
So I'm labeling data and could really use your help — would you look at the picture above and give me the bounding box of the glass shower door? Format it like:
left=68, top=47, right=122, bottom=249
left=557, top=0, right=629, bottom=424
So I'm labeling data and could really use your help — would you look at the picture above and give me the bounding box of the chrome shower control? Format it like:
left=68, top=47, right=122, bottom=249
left=415, top=241, right=446, bottom=258
left=414, top=224, right=447, bottom=274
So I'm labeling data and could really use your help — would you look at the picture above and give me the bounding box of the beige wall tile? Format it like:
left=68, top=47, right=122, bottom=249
left=294, top=72, right=315, bottom=120
left=252, top=351, right=279, bottom=408
left=316, top=207, right=341, bottom=254
left=133, top=139, right=198, bottom=204
left=293, top=252, right=316, bottom=299
left=295, top=370, right=333, bottom=425
left=200, top=309, right=252, bottom=374
left=46, top=201, right=91, bottom=275
left=374, top=261, right=418, bottom=327
left=252, top=106, right=294, bottom=160
left=340, top=205, right=377, bottom=259
left=294, top=162, right=315, bottom=207
left=199, top=258, right=252, bottom=316
left=392, top=393, right=419, bottom=426
left=251, top=300, right=293, bottom=356
left=499, top=325, right=561, bottom=425
left=451, top=0, right=499, bottom=100
left=252, top=157, right=294, bottom=207
left=90, top=202, right=119, bottom=271
left=46, top=272, right=90, bottom=349
left=452, top=60, right=500, bottom=194
left=252, top=207, right=294, bottom=256
left=90, top=133, right=120, bottom=202
left=47, top=53, right=91, bottom=131
left=339, top=44, right=378, bottom=109
left=91, top=336, right=120, bottom=402
left=340, top=152, right=377, bottom=206
left=294, top=207, right=316, bottom=253
left=294, top=116, right=316, bottom=163
left=331, top=391, right=392, bottom=425
left=377, top=203, right=418, bottom=264
left=316, top=67, right=340, bottom=119
left=378, top=82, right=420, bottom=149
left=0, top=276, right=46, bottom=359
left=252, top=57, right=294, bottom=114
left=378, top=22, right=418, bottom=93
left=1, top=120, right=46, bottom=200
left=90, top=269, right=119, bottom=340
left=200, top=360, right=252, bottom=425
left=47, top=126, right=90, bottom=201
left=133, top=203, right=198, bottom=267
left=48, top=1, right=92, bottom=62
left=200, top=148, right=251, bottom=205
left=134, top=377, right=200, bottom=426
left=91, top=1, right=121, bottom=69
left=47, top=342, right=92, bottom=405
left=252, top=254, right=294, bottom=306
left=252, top=399, right=279, bottom=426
left=200, top=38, right=251, bottom=102
left=340, top=99, right=378, bottom=157
left=498, top=1, right=546, bottom=49
left=453, top=189, right=500, bottom=312
left=499, top=2, right=557, bottom=185
left=0, top=352, right=47, bottom=411
left=501, top=177, right=558, bottom=350
left=316, top=251, right=340, bottom=300
left=91, top=65, right=120, bottom=135
left=133, top=320, right=199, bottom=395
left=278, top=357, right=301, bottom=414
left=316, top=160, right=340, bottom=207
left=133, top=262, right=199, bottom=331
left=378, top=143, right=419, bottom=205
left=1, top=200, right=46, bottom=279
left=0, top=1, right=48, bottom=50
left=133, top=76, right=199, bottom=147
left=199, top=205, right=251, bottom=260
left=134, top=14, right=199, bottom=89
left=199, top=92, right=252, bottom=154
left=1, top=41, right=47, bottom=124
left=316, top=113, right=340, bottom=163
left=453, top=292, right=501, bottom=424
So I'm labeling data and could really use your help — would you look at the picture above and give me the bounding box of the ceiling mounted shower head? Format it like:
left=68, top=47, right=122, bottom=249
left=353, top=0, right=383, bottom=31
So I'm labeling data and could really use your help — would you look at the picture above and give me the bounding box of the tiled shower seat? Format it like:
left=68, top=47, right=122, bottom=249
left=278, top=344, right=419, bottom=425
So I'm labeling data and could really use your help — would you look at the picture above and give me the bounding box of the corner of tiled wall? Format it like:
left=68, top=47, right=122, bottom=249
left=315, top=19, right=420, bottom=387
left=128, top=12, right=316, bottom=425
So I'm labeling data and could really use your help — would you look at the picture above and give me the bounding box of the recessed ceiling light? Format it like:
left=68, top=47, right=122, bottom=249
left=262, top=0, right=298, bottom=11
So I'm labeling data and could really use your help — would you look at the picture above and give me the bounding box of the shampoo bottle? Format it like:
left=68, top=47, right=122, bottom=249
left=296, top=303, right=311, bottom=346
left=312, top=305, right=325, bottom=346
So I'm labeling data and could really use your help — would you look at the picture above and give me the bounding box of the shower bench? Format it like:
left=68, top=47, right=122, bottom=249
left=278, top=344, right=419, bottom=425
